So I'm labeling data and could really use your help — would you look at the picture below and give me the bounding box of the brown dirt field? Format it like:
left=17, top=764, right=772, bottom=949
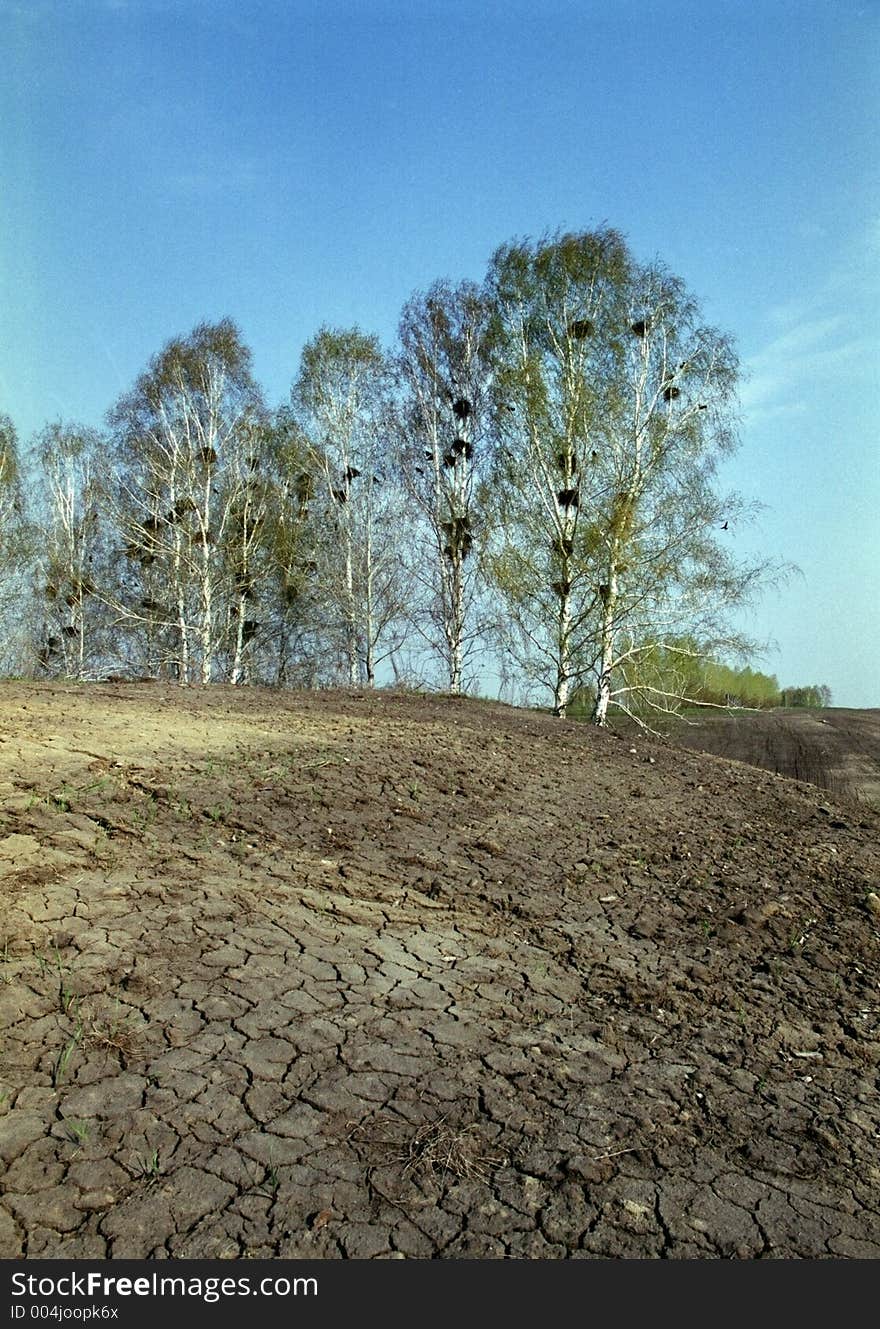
left=660, top=708, right=880, bottom=810
left=1, top=682, right=879, bottom=1260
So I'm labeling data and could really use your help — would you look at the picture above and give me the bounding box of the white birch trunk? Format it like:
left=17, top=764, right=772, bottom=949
left=554, top=587, right=572, bottom=717
left=592, top=566, right=618, bottom=726
left=450, top=556, right=464, bottom=694
left=230, top=593, right=247, bottom=686
left=176, top=589, right=189, bottom=683
left=199, top=451, right=214, bottom=685
left=345, top=537, right=358, bottom=685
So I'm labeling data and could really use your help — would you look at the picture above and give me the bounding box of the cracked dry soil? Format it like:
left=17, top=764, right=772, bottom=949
left=1, top=682, right=879, bottom=1260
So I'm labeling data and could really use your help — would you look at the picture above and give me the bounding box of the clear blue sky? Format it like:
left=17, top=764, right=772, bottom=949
left=2, top=0, right=878, bottom=704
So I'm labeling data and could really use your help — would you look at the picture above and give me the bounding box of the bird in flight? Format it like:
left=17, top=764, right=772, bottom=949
left=721, top=521, right=729, bottom=530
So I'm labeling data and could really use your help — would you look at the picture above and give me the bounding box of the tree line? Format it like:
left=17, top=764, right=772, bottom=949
left=569, top=643, right=830, bottom=714
left=0, top=226, right=821, bottom=724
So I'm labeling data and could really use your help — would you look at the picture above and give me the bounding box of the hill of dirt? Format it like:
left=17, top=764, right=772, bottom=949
left=659, top=707, right=880, bottom=810
left=1, top=682, right=879, bottom=1259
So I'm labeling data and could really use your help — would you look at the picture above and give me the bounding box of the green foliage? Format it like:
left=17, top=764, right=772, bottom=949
left=569, top=637, right=832, bottom=717
left=0, top=414, right=20, bottom=491
left=697, top=658, right=782, bottom=709
left=485, top=226, right=633, bottom=454
left=107, top=318, right=270, bottom=683
left=29, top=421, right=113, bottom=680
left=780, top=683, right=832, bottom=708
left=3, top=224, right=807, bottom=702
left=395, top=279, right=495, bottom=691
left=294, top=326, right=387, bottom=420
left=481, top=226, right=766, bottom=720
left=0, top=413, right=36, bottom=672
left=292, top=325, right=408, bottom=686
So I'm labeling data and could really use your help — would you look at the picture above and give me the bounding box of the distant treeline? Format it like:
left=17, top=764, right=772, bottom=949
left=570, top=644, right=831, bottom=717
left=777, top=684, right=833, bottom=709
left=695, top=665, right=831, bottom=710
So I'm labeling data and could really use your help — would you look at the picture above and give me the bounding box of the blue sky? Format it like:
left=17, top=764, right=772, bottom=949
left=1, top=0, right=878, bottom=703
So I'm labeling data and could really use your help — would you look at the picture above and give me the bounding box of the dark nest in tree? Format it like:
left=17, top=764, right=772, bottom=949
left=44, top=585, right=57, bottom=601
left=557, top=487, right=579, bottom=509
left=142, top=515, right=164, bottom=533
left=441, top=515, right=471, bottom=539
left=345, top=465, right=361, bottom=482
left=199, top=446, right=218, bottom=465
left=171, top=497, right=197, bottom=521
left=451, top=438, right=474, bottom=460
left=441, top=514, right=471, bottom=536
left=568, top=318, right=594, bottom=339
left=442, top=451, right=457, bottom=469
left=599, top=583, right=611, bottom=602
left=331, top=487, right=348, bottom=503
left=282, top=583, right=300, bottom=607
left=441, top=515, right=474, bottom=560
left=444, top=537, right=473, bottom=560
left=452, top=397, right=472, bottom=420
left=551, top=578, right=572, bottom=598
left=38, top=638, right=62, bottom=667
left=551, top=536, right=575, bottom=558
left=62, top=625, right=77, bottom=638
left=38, top=640, right=59, bottom=667
left=64, top=594, right=77, bottom=608
left=242, top=620, right=259, bottom=643
left=630, top=318, right=649, bottom=337
left=663, top=384, right=681, bottom=401
left=555, top=449, right=575, bottom=473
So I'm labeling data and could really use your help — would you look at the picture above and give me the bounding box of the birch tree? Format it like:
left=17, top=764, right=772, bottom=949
left=483, top=229, right=632, bottom=715
left=292, top=328, right=410, bottom=686
left=32, top=422, right=112, bottom=679
left=0, top=414, right=31, bottom=673
left=0, top=415, right=21, bottom=555
left=576, top=260, right=780, bottom=726
left=227, top=407, right=322, bottom=687
left=483, top=229, right=783, bottom=724
left=396, top=281, right=492, bottom=692
left=107, top=319, right=266, bottom=682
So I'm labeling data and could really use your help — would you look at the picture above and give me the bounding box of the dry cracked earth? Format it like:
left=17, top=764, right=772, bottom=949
left=1, top=682, right=879, bottom=1260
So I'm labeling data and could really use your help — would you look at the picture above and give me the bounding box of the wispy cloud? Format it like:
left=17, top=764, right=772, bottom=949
left=741, top=324, right=875, bottom=416
left=740, top=232, right=880, bottom=427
